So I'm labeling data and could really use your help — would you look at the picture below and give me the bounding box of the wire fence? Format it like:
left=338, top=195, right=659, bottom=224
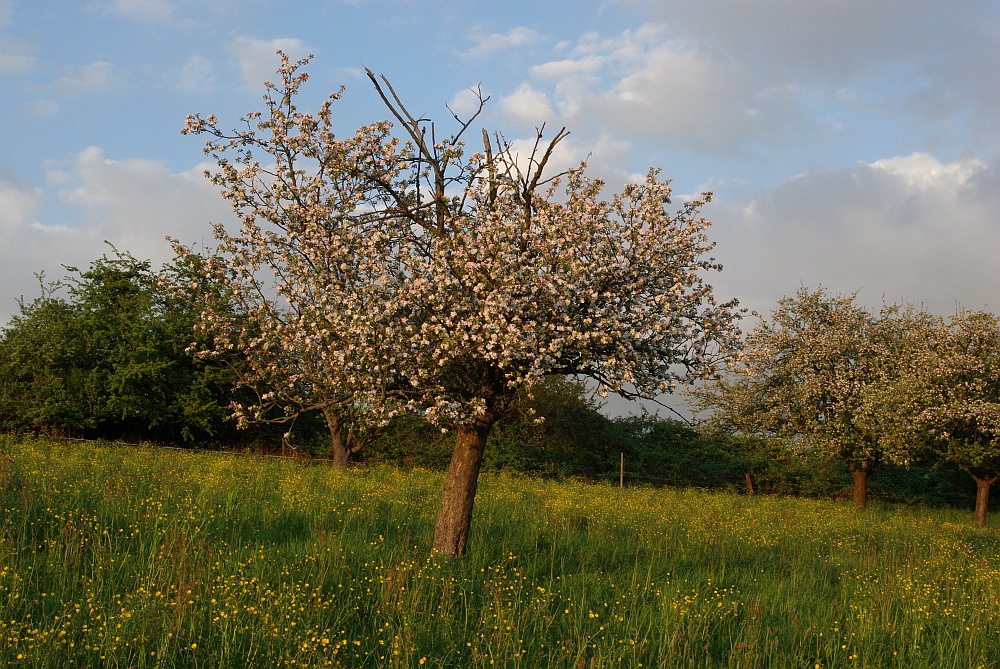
left=9, top=435, right=757, bottom=491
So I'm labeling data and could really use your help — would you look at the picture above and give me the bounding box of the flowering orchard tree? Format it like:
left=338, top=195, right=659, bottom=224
left=692, top=287, right=929, bottom=508
left=180, top=53, right=742, bottom=556
left=172, top=57, right=420, bottom=465
left=164, top=245, right=392, bottom=465
left=892, top=310, right=1000, bottom=524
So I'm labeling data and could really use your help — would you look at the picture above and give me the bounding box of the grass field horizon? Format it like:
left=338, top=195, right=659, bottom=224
left=0, top=435, right=998, bottom=667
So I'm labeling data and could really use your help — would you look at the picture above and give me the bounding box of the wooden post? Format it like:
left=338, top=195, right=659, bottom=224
left=620, top=452, right=624, bottom=490
left=745, top=472, right=754, bottom=494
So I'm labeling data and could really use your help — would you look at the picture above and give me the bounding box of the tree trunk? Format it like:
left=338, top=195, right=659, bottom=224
left=849, top=462, right=868, bottom=508
left=971, top=474, right=997, bottom=526
left=323, top=407, right=351, bottom=469
left=329, top=437, right=349, bottom=468
left=432, top=415, right=495, bottom=557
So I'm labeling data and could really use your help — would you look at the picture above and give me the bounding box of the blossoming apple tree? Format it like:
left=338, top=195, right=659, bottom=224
left=889, top=310, right=1000, bottom=524
left=178, top=53, right=742, bottom=556
left=691, top=287, right=930, bottom=508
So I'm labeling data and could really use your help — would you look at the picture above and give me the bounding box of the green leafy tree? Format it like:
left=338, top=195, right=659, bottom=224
left=612, top=414, right=746, bottom=488
left=363, top=376, right=617, bottom=478
left=485, top=377, right=616, bottom=477
left=0, top=249, right=243, bottom=443
left=0, top=284, right=93, bottom=435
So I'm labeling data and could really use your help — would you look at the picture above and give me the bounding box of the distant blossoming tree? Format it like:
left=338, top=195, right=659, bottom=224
left=178, top=53, right=742, bottom=556
left=888, top=310, right=1000, bottom=524
left=692, top=287, right=929, bottom=508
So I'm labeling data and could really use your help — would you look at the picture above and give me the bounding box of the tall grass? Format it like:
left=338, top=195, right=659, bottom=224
left=0, top=435, right=997, bottom=667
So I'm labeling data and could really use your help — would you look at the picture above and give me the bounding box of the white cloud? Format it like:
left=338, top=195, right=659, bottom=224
left=167, top=55, right=215, bottom=93
left=106, top=0, right=176, bottom=23
left=0, top=179, right=92, bottom=320
left=24, top=98, right=58, bottom=117
left=706, top=153, right=1000, bottom=318
left=635, top=0, right=955, bottom=79
left=488, top=4, right=999, bottom=174
left=0, top=1, right=35, bottom=76
left=0, top=35, right=35, bottom=76
left=53, top=147, right=232, bottom=257
left=628, top=0, right=1000, bottom=142
left=599, top=40, right=759, bottom=148
left=0, top=181, right=44, bottom=230
left=464, top=27, right=542, bottom=59
left=500, top=84, right=554, bottom=124
left=227, top=36, right=308, bottom=91
left=869, top=153, right=985, bottom=188
left=0, top=148, right=234, bottom=324
left=519, top=25, right=801, bottom=155
left=49, top=62, right=116, bottom=96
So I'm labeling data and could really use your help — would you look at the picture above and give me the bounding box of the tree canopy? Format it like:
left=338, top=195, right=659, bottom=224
left=691, top=287, right=933, bottom=508
left=881, top=310, right=1000, bottom=524
left=177, top=53, right=742, bottom=556
left=0, top=249, right=245, bottom=443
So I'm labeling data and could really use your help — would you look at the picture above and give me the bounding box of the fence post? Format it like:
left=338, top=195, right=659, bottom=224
left=620, top=452, right=624, bottom=490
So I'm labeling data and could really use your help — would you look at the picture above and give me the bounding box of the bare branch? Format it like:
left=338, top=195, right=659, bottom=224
left=526, top=126, right=570, bottom=194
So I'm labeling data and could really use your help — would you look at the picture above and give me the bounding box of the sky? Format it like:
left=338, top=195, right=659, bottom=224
left=2, top=0, right=1000, bottom=416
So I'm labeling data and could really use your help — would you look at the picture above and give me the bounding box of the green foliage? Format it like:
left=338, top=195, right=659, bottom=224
left=0, top=248, right=263, bottom=445
left=485, top=377, right=617, bottom=477
left=362, top=377, right=618, bottom=477
left=355, top=413, right=455, bottom=469
left=873, top=460, right=976, bottom=507
left=0, top=292, right=92, bottom=434
left=612, top=414, right=743, bottom=488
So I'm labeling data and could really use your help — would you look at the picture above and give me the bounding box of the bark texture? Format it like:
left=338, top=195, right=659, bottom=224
left=972, top=475, right=996, bottom=526
left=849, top=463, right=868, bottom=509
left=323, top=407, right=356, bottom=469
left=432, top=417, right=494, bottom=557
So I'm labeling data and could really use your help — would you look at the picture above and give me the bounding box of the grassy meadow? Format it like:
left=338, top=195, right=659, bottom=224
left=0, top=436, right=998, bottom=668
